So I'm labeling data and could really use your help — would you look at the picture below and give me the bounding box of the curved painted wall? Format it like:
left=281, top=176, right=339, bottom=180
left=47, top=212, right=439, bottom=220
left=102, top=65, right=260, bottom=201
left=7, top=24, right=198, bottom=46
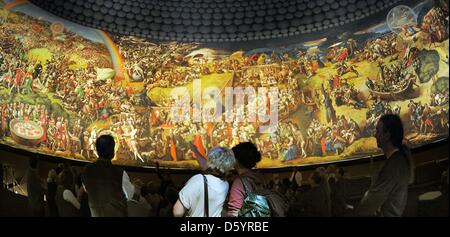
left=0, top=0, right=448, bottom=169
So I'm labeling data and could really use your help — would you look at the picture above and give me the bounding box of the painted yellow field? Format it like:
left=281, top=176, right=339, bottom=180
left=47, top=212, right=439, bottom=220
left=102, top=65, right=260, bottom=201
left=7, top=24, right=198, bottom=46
left=27, top=48, right=53, bottom=65
left=68, top=53, right=88, bottom=70
left=147, top=72, right=234, bottom=104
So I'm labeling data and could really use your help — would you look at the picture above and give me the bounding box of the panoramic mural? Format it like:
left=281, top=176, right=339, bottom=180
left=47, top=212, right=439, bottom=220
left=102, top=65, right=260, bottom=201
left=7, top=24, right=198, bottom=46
left=0, top=0, right=448, bottom=169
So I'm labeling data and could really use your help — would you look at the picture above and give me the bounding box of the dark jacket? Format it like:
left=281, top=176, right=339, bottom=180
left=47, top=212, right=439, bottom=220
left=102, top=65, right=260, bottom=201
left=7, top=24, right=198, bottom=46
left=82, top=159, right=127, bottom=217
left=300, top=184, right=331, bottom=217
left=55, top=186, right=80, bottom=217
left=356, top=150, right=412, bottom=217
left=46, top=181, right=59, bottom=217
left=330, top=177, right=349, bottom=217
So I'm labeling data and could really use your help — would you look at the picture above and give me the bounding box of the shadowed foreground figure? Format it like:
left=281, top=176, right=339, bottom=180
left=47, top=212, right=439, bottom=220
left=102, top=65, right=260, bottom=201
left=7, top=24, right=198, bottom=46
left=82, top=135, right=134, bottom=217
left=355, top=114, right=414, bottom=217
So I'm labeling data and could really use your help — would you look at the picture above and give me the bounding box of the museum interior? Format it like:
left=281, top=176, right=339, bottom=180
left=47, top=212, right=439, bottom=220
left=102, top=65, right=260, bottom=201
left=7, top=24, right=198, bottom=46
left=0, top=0, right=448, bottom=217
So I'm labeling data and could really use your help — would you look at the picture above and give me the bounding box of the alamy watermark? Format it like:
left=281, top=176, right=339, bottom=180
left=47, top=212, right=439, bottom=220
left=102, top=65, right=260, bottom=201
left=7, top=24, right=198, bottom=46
left=169, top=79, right=279, bottom=133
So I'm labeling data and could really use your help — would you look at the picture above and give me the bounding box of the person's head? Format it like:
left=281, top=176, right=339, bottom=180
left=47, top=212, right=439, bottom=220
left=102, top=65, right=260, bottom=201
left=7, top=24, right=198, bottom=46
left=140, top=185, right=149, bottom=197
left=310, top=170, right=323, bottom=186
left=206, top=147, right=236, bottom=176
left=336, top=167, right=346, bottom=178
left=327, top=164, right=337, bottom=175
left=132, top=180, right=144, bottom=199
left=277, top=179, right=290, bottom=195
left=293, top=171, right=303, bottom=186
left=376, top=114, right=404, bottom=150
left=232, top=142, right=261, bottom=169
left=146, top=181, right=161, bottom=196
left=47, top=169, right=57, bottom=183
left=315, top=167, right=327, bottom=178
left=58, top=170, right=74, bottom=190
left=95, top=135, right=115, bottom=159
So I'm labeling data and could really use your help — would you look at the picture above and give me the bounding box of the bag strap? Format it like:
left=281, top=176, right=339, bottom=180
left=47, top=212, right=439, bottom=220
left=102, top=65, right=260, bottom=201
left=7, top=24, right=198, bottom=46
left=240, top=176, right=251, bottom=195
left=202, top=174, right=209, bottom=217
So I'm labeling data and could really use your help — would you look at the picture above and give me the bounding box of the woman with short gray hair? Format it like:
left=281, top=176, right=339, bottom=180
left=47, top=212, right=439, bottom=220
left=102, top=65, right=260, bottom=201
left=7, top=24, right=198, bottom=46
left=173, top=146, right=236, bottom=217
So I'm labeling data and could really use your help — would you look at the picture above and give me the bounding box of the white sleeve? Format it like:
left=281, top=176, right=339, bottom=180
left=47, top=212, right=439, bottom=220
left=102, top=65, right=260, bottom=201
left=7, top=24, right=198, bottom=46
left=122, top=171, right=135, bottom=201
left=178, top=174, right=202, bottom=211
left=63, top=189, right=81, bottom=210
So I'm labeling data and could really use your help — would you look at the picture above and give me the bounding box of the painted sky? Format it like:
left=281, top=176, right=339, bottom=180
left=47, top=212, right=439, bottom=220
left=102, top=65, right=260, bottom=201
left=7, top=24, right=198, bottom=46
left=4, top=0, right=104, bottom=43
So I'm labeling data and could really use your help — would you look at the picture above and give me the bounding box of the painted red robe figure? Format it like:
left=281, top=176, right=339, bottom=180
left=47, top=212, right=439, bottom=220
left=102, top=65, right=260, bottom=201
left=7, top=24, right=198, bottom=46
left=333, top=74, right=341, bottom=89
left=311, top=60, right=319, bottom=72
left=320, top=136, right=326, bottom=155
left=31, top=20, right=42, bottom=33
left=151, top=111, right=158, bottom=127
left=227, top=125, right=233, bottom=144
left=15, top=68, right=25, bottom=91
left=193, top=134, right=207, bottom=159
left=205, top=122, right=213, bottom=144
left=336, top=48, right=349, bottom=62
left=39, top=110, right=47, bottom=143
left=126, top=86, right=134, bottom=95
left=169, top=138, right=177, bottom=161
left=244, top=54, right=259, bottom=65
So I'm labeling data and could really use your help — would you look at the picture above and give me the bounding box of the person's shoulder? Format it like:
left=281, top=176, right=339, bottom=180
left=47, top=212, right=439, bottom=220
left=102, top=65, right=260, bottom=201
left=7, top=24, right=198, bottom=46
left=389, top=150, right=409, bottom=165
left=242, top=170, right=264, bottom=181
left=382, top=152, right=406, bottom=174
left=254, top=172, right=267, bottom=186
left=203, top=174, right=229, bottom=189
left=187, top=174, right=204, bottom=184
left=83, top=162, right=98, bottom=173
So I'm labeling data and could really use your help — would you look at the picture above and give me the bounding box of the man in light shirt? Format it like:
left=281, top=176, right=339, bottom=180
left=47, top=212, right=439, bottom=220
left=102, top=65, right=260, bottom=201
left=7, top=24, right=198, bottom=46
left=82, top=135, right=134, bottom=217
left=356, top=114, right=414, bottom=217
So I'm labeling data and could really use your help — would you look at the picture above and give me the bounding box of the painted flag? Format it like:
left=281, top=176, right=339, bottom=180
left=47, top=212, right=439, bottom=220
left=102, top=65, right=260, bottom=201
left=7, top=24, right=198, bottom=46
left=205, top=122, right=213, bottom=139
left=230, top=51, right=245, bottom=62
left=151, top=111, right=158, bottom=124
left=245, top=54, right=259, bottom=65
left=257, top=53, right=266, bottom=64
left=170, top=139, right=177, bottom=161
left=320, top=137, right=326, bottom=155
left=193, top=134, right=207, bottom=159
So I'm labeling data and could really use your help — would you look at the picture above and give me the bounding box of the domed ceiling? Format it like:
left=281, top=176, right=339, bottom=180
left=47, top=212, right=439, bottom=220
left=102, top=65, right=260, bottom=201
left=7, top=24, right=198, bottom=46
left=30, top=0, right=410, bottom=43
